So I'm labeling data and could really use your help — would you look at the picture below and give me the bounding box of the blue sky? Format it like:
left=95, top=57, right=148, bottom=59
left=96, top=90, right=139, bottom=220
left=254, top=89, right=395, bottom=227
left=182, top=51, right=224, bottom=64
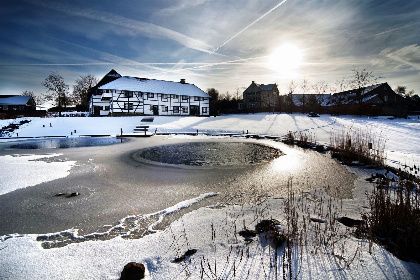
left=1, top=0, right=419, bottom=98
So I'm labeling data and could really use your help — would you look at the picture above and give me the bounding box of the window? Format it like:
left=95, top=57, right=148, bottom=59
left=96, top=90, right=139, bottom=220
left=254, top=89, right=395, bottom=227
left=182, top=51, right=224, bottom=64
left=202, top=107, right=208, bottom=113
left=194, top=96, right=200, bottom=101
left=173, top=95, right=179, bottom=100
left=182, top=106, right=188, bottom=113
left=161, top=94, right=168, bottom=101
left=124, top=103, right=133, bottom=110
left=384, top=95, right=388, bottom=102
left=124, top=91, right=133, bottom=98
left=104, top=106, right=110, bottom=111
left=161, top=106, right=168, bottom=112
left=182, top=95, right=188, bottom=101
left=148, top=93, right=154, bottom=99
left=173, top=106, right=180, bottom=113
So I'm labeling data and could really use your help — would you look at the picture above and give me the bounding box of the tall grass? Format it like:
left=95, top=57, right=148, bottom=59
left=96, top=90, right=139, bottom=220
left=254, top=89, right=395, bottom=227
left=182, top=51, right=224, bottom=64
left=330, top=127, right=386, bottom=166
left=362, top=171, right=420, bottom=262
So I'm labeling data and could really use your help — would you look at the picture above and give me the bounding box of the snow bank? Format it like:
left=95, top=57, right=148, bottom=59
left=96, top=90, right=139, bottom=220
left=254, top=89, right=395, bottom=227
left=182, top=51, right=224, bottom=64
left=1, top=185, right=420, bottom=279
left=0, top=153, right=76, bottom=195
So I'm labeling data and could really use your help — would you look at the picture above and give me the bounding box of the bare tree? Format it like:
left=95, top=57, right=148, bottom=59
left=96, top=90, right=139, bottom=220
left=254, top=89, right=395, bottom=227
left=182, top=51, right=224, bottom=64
left=335, top=77, right=349, bottom=92
left=299, top=78, right=310, bottom=113
left=21, top=90, right=35, bottom=98
left=73, top=75, right=98, bottom=107
left=311, top=80, right=329, bottom=109
left=285, top=80, right=297, bottom=113
left=350, top=68, right=379, bottom=104
left=234, top=87, right=242, bottom=101
left=394, top=85, right=406, bottom=96
left=312, top=80, right=329, bottom=95
left=42, top=72, right=70, bottom=116
left=21, top=90, right=42, bottom=105
left=221, top=91, right=232, bottom=101
left=207, top=88, right=219, bottom=116
left=287, top=80, right=297, bottom=95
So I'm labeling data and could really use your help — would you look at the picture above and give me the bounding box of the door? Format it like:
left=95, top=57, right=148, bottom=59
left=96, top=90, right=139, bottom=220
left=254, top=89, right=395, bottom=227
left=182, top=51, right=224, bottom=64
left=190, top=105, right=199, bottom=116
left=152, top=105, right=159, bottom=115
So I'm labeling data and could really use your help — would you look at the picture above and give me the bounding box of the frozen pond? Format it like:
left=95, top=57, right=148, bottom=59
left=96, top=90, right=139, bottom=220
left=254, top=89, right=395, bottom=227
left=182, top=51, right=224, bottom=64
left=136, top=142, right=283, bottom=166
left=0, top=137, right=356, bottom=242
left=0, top=136, right=126, bottom=150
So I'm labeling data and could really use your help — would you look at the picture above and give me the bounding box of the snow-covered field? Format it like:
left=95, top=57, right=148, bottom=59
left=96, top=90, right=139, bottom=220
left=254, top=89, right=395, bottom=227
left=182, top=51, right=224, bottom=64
left=1, top=113, right=419, bottom=168
left=1, top=113, right=420, bottom=279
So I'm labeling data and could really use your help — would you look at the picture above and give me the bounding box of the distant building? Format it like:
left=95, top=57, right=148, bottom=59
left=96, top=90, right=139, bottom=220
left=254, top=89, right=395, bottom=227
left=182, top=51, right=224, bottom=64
left=241, top=81, right=279, bottom=112
left=280, top=82, right=410, bottom=117
left=329, top=82, right=409, bottom=117
left=88, top=70, right=210, bottom=116
left=0, top=95, right=37, bottom=118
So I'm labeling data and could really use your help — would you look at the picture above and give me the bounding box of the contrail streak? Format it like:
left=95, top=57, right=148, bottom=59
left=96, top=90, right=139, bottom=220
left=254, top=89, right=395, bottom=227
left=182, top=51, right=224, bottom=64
left=373, top=21, right=420, bottom=36
left=211, top=0, right=289, bottom=54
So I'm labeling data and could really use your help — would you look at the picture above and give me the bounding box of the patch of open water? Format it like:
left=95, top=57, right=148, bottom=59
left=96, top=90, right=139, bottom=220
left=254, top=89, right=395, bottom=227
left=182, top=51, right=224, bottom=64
left=0, top=137, right=127, bottom=150
left=136, top=142, right=283, bottom=166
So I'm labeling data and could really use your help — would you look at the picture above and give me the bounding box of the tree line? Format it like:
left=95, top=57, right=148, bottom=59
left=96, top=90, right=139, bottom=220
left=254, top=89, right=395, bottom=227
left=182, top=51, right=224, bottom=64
left=21, top=72, right=98, bottom=115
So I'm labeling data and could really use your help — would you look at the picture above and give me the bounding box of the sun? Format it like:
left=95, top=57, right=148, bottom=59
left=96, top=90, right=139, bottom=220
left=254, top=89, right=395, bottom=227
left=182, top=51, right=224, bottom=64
left=267, top=43, right=304, bottom=77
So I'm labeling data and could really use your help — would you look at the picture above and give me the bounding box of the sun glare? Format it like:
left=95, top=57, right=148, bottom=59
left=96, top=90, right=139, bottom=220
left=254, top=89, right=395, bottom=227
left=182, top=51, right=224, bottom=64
left=267, top=43, right=303, bottom=77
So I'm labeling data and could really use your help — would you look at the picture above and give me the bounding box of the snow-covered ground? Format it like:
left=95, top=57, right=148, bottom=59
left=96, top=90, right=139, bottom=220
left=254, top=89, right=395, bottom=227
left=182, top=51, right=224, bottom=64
left=2, top=113, right=419, bottom=168
left=0, top=154, right=75, bottom=196
left=1, top=113, right=420, bottom=279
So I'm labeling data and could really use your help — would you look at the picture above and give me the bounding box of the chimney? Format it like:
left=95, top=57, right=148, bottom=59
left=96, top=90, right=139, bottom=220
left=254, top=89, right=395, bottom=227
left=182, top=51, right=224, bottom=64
left=180, top=79, right=186, bottom=84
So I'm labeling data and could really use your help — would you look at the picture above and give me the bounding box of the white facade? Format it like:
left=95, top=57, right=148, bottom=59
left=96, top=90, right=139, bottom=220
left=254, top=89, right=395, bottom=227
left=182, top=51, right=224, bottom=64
left=89, top=76, right=210, bottom=116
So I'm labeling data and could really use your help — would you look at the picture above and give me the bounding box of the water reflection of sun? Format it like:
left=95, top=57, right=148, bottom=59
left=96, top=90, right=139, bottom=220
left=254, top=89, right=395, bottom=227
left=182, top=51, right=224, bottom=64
left=267, top=43, right=303, bottom=78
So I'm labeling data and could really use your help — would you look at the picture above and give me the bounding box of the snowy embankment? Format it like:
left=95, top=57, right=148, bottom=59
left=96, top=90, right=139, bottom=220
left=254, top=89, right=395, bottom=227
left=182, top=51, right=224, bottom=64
left=2, top=183, right=420, bottom=279
left=1, top=113, right=419, bottom=279
left=0, top=154, right=75, bottom=196
left=2, top=113, right=419, bottom=168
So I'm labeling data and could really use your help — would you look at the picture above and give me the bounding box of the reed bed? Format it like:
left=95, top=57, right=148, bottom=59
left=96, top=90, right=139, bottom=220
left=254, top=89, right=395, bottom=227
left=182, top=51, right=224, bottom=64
left=362, top=171, right=420, bottom=262
left=329, top=127, right=386, bottom=166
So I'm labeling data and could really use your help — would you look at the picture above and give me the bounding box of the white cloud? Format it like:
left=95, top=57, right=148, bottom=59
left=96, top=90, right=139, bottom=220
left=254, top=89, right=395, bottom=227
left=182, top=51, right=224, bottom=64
left=23, top=0, right=212, bottom=54
left=154, top=0, right=209, bottom=15
left=373, top=44, right=420, bottom=71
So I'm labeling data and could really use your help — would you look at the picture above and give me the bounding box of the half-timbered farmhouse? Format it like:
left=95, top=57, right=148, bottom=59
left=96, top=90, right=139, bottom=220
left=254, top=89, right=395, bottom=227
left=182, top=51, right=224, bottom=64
left=89, top=70, right=210, bottom=116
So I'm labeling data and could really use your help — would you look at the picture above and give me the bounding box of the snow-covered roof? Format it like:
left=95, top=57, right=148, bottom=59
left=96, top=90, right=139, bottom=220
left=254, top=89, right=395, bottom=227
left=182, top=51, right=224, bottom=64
left=0, top=95, right=32, bottom=105
left=260, top=84, right=276, bottom=91
left=99, top=76, right=209, bottom=98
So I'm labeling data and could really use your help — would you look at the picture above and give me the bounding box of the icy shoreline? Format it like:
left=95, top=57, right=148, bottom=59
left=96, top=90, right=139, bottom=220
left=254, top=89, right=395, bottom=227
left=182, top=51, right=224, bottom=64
left=1, top=165, right=419, bottom=279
